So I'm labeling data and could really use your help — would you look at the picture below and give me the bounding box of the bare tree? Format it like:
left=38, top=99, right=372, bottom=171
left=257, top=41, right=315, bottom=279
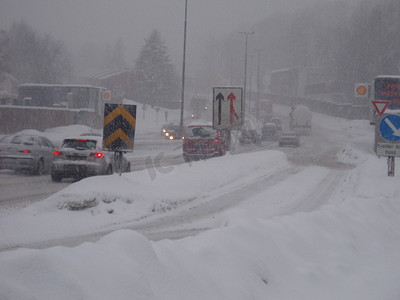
left=6, top=21, right=72, bottom=83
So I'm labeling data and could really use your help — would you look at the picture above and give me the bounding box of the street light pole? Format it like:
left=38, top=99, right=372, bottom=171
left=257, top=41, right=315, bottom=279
left=239, top=31, right=254, bottom=116
left=179, top=0, right=188, bottom=138
left=255, top=49, right=262, bottom=123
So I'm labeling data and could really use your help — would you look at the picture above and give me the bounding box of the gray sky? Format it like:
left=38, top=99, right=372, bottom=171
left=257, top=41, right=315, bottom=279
left=0, top=0, right=356, bottom=70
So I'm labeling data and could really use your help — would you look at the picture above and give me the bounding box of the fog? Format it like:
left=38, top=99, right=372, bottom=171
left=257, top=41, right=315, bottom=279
left=0, top=0, right=360, bottom=77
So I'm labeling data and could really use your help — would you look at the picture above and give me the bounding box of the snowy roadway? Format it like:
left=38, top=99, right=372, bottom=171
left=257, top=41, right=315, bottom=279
left=2, top=106, right=400, bottom=299
left=0, top=106, right=369, bottom=250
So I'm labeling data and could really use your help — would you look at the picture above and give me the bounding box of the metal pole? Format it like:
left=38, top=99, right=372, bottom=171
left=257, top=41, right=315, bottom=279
left=256, top=49, right=261, bottom=124
left=239, top=32, right=254, bottom=116
left=179, top=0, right=188, bottom=138
left=388, top=156, right=395, bottom=176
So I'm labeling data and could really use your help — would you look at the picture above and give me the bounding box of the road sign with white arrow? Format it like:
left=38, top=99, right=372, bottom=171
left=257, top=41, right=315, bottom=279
left=375, top=113, right=400, bottom=156
left=212, top=87, right=243, bottom=130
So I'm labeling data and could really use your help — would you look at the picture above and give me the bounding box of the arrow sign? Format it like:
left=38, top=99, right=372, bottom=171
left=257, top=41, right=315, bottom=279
left=379, top=114, right=400, bottom=142
left=384, top=118, right=400, bottom=137
left=103, top=104, right=136, bottom=151
left=216, top=92, right=224, bottom=125
left=372, top=100, right=390, bottom=117
left=228, top=92, right=239, bottom=125
left=212, top=87, right=243, bottom=130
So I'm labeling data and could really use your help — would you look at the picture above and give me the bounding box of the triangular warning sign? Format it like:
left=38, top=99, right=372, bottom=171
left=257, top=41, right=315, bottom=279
left=371, top=100, right=390, bottom=117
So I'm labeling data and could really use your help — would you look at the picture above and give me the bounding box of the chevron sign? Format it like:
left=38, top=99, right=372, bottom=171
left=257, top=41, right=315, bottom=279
left=103, top=104, right=136, bottom=152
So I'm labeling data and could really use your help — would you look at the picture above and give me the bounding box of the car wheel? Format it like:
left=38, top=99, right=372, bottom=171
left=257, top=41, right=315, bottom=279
left=34, top=159, right=44, bottom=175
left=51, top=173, right=62, bottom=182
left=183, top=155, right=191, bottom=162
left=124, top=162, right=131, bottom=173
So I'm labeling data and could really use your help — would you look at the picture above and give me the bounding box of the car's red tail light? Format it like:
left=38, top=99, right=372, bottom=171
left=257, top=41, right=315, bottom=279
left=91, top=152, right=104, bottom=158
left=75, top=138, right=87, bottom=141
left=53, top=150, right=61, bottom=155
left=20, top=149, right=31, bottom=153
left=214, top=141, right=219, bottom=144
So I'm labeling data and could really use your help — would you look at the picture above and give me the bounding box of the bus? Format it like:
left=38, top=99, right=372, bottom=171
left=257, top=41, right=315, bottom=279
left=0, top=84, right=111, bottom=133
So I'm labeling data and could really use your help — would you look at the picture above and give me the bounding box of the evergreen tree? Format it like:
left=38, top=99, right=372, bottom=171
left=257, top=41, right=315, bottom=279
left=132, top=29, right=179, bottom=107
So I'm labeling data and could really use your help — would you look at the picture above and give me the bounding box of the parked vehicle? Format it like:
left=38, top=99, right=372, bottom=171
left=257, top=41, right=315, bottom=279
left=239, top=129, right=262, bottom=145
left=261, top=123, right=278, bottom=141
left=182, top=125, right=226, bottom=162
left=278, top=131, right=300, bottom=147
left=0, top=133, right=55, bottom=174
left=289, top=105, right=312, bottom=135
left=51, top=136, right=130, bottom=182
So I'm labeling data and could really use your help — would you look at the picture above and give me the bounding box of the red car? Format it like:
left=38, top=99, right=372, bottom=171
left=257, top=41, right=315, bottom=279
left=183, top=125, right=226, bottom=162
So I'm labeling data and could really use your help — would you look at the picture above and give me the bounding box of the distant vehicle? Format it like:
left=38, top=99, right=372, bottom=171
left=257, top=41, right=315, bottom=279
left=161, top=123, right=175, bottom=136
left=161, top=123, right=182, bottom=140
left=51, top=137, right=130, bottom=182
left=289, top=105, right=312, bottom=135
left=182, top=125, right=226, bottom=162
left=270, top=117, right=282, bottom=131
left=0, top=133, right=55, bottom=175
left=261, top=123, right=278, bottom=141
left=239, top=129, right=262, bottom=145
left=278, top=131, right=300, bottom=147
left=258, top=99, right=273, bottom=122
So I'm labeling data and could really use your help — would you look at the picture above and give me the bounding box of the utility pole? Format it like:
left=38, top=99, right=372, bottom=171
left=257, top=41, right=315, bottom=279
left=255, top=49, right=263, bottom=124
left=238, top=31, right=254, bottom=116
left=179, top=0, right=188, bottom=138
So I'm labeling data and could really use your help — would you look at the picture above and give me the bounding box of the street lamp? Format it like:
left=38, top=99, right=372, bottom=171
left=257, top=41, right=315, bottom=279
left=254, top=49, right=263, bottom=123
left=179, top=0, right=188, bottom=138
left=239, top=31, right=254, bottom=114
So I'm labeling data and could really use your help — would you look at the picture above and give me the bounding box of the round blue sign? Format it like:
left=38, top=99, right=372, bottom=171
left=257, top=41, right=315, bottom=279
left=379, top=114, right=400, bottom=142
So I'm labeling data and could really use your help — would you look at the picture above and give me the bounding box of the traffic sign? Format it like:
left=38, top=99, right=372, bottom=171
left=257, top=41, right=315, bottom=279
left=103, top=104, right=136, bottom=152
left=212, top=87, right=243, bottom=130
left=379, top=114, right=400, bottom=142
left=375, top=113, right=400, bottom=157
left=371, top=100, right=390, bottom=117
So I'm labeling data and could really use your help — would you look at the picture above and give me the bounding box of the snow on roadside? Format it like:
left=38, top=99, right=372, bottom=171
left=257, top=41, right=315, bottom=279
left=0, top=150, right=289, bottom=247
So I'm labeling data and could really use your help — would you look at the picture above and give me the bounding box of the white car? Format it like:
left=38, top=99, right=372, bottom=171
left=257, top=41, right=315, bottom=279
left=0, top=134, right=55, bottom=175
left=51, top=136, right=130, bottom=182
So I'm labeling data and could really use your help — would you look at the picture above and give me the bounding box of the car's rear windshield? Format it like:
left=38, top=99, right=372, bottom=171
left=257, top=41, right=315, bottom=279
left=62, top=139, right=97, bottom=149
left=185, top=126, right=216, bottom=138
left=10, top=135, right=36, bottom=145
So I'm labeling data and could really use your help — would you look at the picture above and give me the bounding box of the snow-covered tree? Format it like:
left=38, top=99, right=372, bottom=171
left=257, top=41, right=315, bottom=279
left=132, top=29, right=179, bottom=107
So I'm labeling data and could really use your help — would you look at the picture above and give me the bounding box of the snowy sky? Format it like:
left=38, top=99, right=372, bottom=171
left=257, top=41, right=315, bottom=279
left=1, top=104, right=400, bottom=299
left=0, top=0, right=360, bottom=68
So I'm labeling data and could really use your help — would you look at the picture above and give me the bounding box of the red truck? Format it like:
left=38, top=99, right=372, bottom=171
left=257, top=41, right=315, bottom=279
left=182, top=125, right=227, bottom=162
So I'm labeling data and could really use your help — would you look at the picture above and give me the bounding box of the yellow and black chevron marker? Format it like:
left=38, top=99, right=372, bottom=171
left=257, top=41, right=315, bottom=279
left=102, top=104, right=136, bottom=152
